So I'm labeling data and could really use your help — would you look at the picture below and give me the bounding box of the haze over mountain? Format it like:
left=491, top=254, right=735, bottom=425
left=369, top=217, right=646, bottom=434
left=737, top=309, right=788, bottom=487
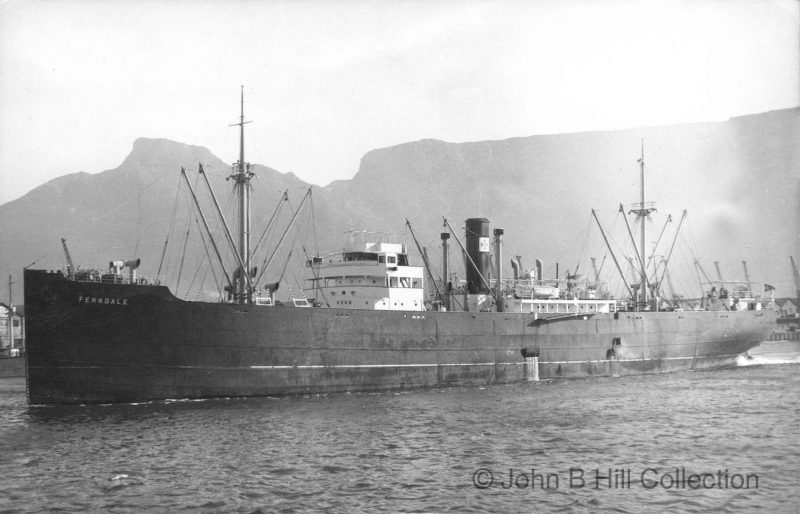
left=1, top=108, right=797, bottom=302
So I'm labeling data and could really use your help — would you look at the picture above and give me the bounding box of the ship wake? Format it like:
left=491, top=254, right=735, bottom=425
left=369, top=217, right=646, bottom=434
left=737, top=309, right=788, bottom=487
left=736, top=353, right=800, bottom=367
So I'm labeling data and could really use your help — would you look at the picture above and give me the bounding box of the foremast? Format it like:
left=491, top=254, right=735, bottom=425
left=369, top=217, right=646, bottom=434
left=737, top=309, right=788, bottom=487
left=229, top=85, right=255, bottom=303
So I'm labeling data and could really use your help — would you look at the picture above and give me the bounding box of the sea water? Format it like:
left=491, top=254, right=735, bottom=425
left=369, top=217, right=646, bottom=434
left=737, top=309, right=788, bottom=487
left=1, top=359, right=798, bottom=513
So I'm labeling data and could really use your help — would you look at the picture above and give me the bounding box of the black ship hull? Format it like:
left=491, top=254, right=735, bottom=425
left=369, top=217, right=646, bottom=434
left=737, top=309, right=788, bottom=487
left=24, top=269, right=776, bottom=404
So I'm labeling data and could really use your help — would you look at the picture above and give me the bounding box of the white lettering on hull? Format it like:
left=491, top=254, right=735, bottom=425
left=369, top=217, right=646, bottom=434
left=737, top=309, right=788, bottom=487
left=78, top=296, right=129, bottom=305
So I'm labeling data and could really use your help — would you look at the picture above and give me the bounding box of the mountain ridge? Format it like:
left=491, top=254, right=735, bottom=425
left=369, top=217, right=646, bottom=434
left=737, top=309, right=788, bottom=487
left=1, top=107, right=797, bottom=302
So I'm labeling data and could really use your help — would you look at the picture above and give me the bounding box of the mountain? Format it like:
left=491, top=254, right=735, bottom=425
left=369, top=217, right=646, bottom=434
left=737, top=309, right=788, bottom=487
left=328, top=108, right=798, bottom=295
left=1, top=108, right=798, bottom=302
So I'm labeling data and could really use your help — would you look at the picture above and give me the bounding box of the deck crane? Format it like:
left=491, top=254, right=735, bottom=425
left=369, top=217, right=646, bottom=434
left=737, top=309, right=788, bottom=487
left=61, top=238, right=74, bottom=277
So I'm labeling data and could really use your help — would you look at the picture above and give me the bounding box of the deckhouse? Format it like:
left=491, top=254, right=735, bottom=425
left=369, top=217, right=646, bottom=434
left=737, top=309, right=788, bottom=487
left=304, top=235, right=425, bottom=311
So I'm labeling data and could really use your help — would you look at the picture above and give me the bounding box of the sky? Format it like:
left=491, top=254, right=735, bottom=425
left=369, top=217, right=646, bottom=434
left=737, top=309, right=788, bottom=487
left=0, top=0, right=798, bottom=205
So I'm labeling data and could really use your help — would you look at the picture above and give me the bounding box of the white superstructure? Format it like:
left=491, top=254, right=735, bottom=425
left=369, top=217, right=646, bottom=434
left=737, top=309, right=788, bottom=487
left=304, top=239, right=425, bottom=311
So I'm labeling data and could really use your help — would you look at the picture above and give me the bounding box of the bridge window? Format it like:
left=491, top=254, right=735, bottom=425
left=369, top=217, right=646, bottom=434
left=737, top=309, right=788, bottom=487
left=390, top=277, right=398, bottom=287
left=343, top=251, right=379, bottom=262
left=387, top=256, right=396, bottom=264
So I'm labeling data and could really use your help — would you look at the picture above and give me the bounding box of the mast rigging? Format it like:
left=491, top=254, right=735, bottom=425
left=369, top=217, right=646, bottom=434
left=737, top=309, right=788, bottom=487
left=180, top=167, right=234, bottom=292
left=198, top=163, right=252, bottom=293
left=591, top=209, right=634, bottom=301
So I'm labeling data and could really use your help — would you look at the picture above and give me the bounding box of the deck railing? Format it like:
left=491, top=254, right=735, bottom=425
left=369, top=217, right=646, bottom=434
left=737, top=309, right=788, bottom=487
left=769, top=331, right=799, bottom=341
left=61, top=268, right=163, bottom=287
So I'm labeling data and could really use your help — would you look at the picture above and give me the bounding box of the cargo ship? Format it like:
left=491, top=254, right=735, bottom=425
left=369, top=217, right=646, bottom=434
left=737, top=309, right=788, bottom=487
left=22, top=92, right=776, bottom=405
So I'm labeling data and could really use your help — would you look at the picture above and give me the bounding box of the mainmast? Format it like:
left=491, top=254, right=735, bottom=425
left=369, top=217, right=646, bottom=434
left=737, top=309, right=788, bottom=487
left=229, top=86, right=254, bottom=303
left=631, top=139, right=655, bottom=308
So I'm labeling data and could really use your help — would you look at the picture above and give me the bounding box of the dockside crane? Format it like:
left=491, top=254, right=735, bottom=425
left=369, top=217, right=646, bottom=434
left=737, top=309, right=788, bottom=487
left=591, top=257, right=600, bottom=285
left=590, top=256, right=605, bottom=293
left=742, top=261, right=752, bottom=295
left=791, top=256, right=800, bottom=328
left=714, top=261, right=724, bottom=282
left=61, top=238, right=74, bottom=277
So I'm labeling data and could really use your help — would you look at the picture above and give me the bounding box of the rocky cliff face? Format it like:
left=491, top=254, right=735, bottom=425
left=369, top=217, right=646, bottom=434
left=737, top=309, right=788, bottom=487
left=330, top=108, right=798, bottom=295
left=1, top=108, right=797, bottom=300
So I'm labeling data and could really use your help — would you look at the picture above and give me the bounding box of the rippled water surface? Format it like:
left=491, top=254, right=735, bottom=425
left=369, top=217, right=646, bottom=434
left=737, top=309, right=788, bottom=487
left=1, top=361, right=799, bottom=512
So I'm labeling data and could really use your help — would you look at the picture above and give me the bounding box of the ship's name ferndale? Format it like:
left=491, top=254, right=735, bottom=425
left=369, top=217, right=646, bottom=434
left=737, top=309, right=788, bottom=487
left=78, top=296, right=128, bottom=305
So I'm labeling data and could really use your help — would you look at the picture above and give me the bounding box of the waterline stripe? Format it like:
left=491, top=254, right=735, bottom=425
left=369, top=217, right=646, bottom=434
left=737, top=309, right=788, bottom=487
left=249, top=354, right=741, bottom=370
left=548, top=353, right=741, bottom=365
left=250, top=363, right=514, bottom=369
